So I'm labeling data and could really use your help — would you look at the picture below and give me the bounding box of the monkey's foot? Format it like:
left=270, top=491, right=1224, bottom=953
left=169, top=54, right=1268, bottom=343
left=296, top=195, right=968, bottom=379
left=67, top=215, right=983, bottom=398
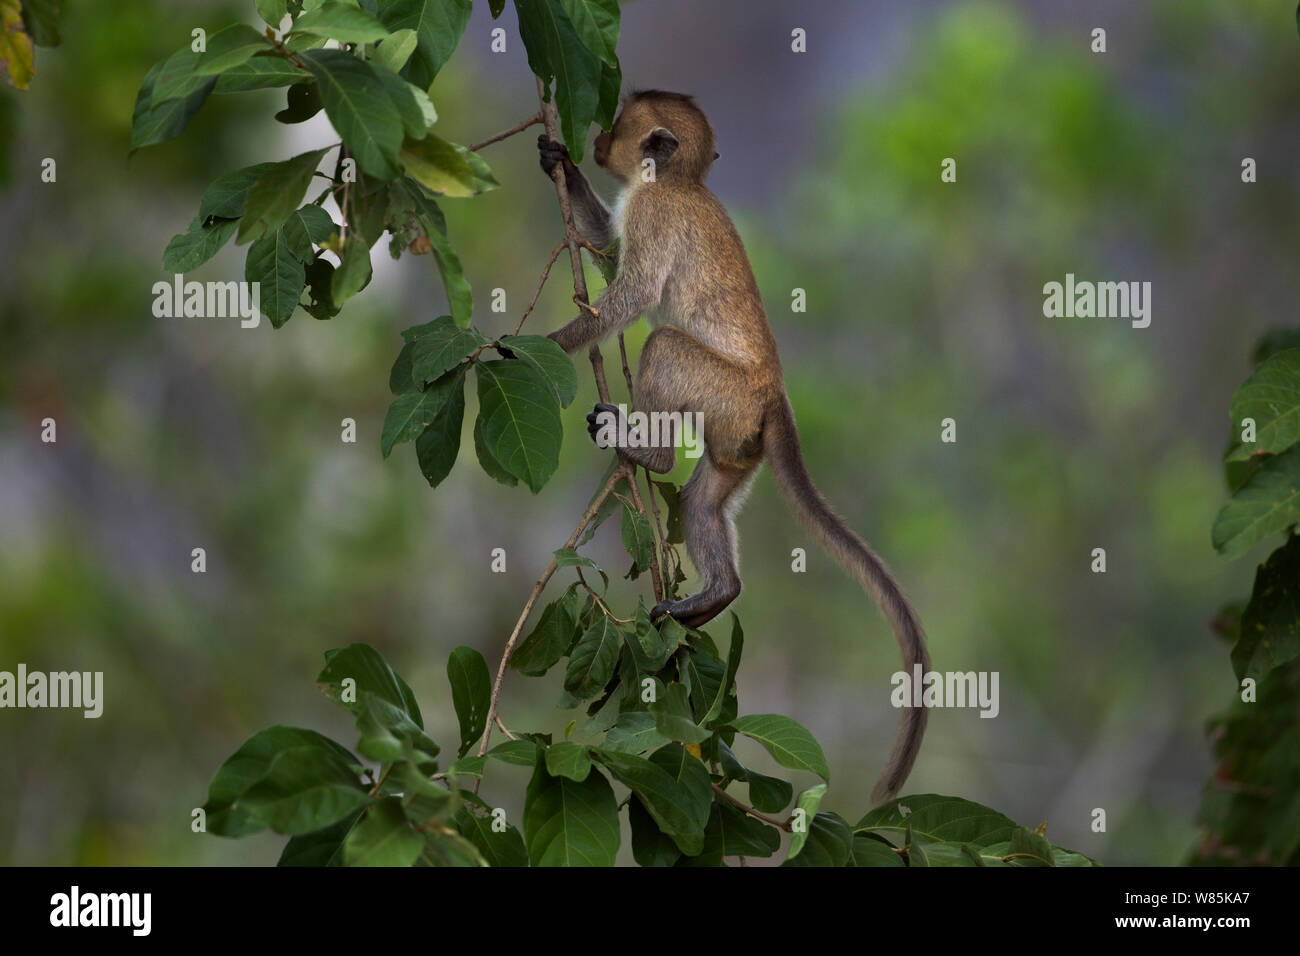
left=586, top=402, right=620, bottom=447
left=651, top=588, right=738, bottom=630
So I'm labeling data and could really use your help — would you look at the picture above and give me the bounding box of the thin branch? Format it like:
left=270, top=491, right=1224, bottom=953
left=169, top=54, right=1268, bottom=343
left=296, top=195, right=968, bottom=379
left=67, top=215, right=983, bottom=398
left=468, top=111, right=544, bottom=153
left=712, top=783, right=793, bottom=832
left=476, top=465, right=628, bottom=766
left=514, top=239, right=567, bottom=335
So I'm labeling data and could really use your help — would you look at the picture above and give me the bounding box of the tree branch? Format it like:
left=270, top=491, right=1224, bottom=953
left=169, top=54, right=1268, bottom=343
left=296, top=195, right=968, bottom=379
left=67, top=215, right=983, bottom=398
left=468, top=111, right=544, bottom=153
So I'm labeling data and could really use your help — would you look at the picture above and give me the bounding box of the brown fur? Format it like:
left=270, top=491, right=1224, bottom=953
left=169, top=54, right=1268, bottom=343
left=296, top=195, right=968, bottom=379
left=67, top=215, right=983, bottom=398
left=540, top=91, right=929, bottom=802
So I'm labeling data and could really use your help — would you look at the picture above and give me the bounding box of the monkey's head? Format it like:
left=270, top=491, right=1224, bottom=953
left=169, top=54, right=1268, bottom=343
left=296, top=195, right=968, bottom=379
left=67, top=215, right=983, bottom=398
left=593, top=90, right=718, bottom=185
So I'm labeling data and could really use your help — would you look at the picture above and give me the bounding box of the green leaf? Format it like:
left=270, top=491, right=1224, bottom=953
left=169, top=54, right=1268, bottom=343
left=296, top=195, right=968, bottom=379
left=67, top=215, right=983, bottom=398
left=237, top=148, right=329, bottom=243
left=597, top=746, right=710, bottom=856
left=475, top=359, right=564, bottom=493
left=372, top=28, right=419, bottom=73
left=332, top=235, right=373, bottom=305
left=194, top=24, right=272, bottom=76
left=497, top=335, right=577, bottom=407
left=557, top=0, right=620, bottom=67
left=203, top=726, right=362, bottom=837
left=701, top=614, right=743, bottom=726
left=275, top=81, right=323, bottom=124
left=786, top=782, right=827, bottom=860
left=514, top=0, right=604, bottom=162
left=545, top=741, right=593, bottom=781
left=277, top=808, right=361, bottom=866
left=553, top=548, right=609, bottom=590
left=454, top=797, right=529, bottom=867
left=564, top=615, right=621, bottom=699
left=281, top=204, right=338, bottom=261
left=487, top=739, right=539, bottom=766
left=474, top=416, right=518, bottom=486
left=718, top=741, right=792, bottom=814
left=1213, top=444, right=1300, bottom=559
left=457, top=144, right=498, bottom=192
left=523, top=761, right=620, bottom=865
left=715, top=801, right=780, bottom=858
left=214, top=56, right=309, bottom=92
left=1226, top=349, right=1300, bottom=462
left=303, top=257, right=340, bottom=319
left=343, top=797, right=424, bottom=866
left=620, top=501, right=654, bottom=576
left=381, top=366, right=465, bottom=457
left=848, top=832, right=905, bottom=867
left=198, top=162, right=278, bottom=221
left=131, top=61, right=214, bottom=150
left=376, top=69, right=433, bottom=140
left=301, top=49, right=403, bottom=180
left=408, top=315, right=486, bottom=384
left=162, top=215, right=238, bottom=273
left=854, top=794, right=1018, bottom=849
left=415, top=373, right=465, bottom=487
left=1232, top=534, right=1300, bottom=680
left=354, top=692, right=440, bottom=769
left=652, top=480, right=684, bottom=543
left=238, top=746, right=370, bottom=836
left=648, top=682, right=709, bottom=744
left=293, top=1, right=392, bottom=44
left=602, top=710, right=669, bottom=755
left=245, top=230, right=306, bottom=328
left=150, top=48, right=208, bottom=104
left=256, top=0, right=289, bottom=27
left=376, top=0, right=472, bottom=89
left=511, top=592, right=578, bottom=676
left=623, top=601, right=670, bottom=673
left=389, top=341, right=415, bottom=394
left=782, top=811, right=853, bottom=867
left=316, top=642, right=425, bottom=727
left=399, top=133, right=476, bottom=197
left=447, top=646, right=491, bottom=758
left=628, top=795, right=681, bottom=867
left=729, top=714, right=830, bottom=781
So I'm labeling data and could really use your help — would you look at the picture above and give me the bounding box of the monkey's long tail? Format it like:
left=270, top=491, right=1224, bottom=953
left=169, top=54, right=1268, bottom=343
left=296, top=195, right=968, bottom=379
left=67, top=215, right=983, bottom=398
left=763, top=394, right=930, bottom=804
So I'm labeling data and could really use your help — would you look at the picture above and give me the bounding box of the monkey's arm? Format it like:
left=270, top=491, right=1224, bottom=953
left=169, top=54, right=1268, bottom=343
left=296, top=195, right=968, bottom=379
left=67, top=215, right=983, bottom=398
left=548, top=208, right=669, bottom=355
left=538, top=136, right=614, bottom=249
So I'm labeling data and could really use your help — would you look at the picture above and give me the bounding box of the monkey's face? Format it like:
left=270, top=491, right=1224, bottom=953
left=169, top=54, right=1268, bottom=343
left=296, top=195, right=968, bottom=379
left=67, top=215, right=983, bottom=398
left=595, top=94, right=716, bottom=185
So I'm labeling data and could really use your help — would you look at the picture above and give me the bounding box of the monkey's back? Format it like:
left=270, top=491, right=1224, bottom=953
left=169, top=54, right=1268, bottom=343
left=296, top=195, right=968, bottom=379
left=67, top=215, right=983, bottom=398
left=640, top=184, right=782, bottom=382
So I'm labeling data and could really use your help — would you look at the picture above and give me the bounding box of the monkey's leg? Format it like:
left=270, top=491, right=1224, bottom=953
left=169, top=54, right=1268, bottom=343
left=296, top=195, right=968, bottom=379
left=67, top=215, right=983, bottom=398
left=596, top=326, right=766, bottom=474
left=651, top=454, right=757, bottom=629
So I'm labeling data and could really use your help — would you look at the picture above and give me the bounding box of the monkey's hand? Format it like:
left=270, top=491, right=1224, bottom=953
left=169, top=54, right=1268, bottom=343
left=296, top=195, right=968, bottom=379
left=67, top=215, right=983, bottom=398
left=586, top=402, right=620, bottom=447
left=538, top=135, right=575, bottom=179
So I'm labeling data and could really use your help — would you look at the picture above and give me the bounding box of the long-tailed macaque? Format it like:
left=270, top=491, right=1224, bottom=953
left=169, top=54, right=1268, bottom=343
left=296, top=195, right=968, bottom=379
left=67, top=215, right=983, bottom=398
left=538, top=91, right=929, bottom=801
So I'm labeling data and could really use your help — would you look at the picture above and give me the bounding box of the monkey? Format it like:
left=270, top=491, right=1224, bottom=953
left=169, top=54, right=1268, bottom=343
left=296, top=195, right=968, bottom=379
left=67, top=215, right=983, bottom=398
left=537, top=91, right=929, bottom=802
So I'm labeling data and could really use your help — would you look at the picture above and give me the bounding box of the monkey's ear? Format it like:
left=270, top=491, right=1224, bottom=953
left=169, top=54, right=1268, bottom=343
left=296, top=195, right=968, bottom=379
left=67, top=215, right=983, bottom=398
left=640, top=126, right=679, bottom=166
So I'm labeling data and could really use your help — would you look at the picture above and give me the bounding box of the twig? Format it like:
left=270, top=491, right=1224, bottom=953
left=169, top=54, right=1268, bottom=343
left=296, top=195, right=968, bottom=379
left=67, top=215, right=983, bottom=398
left=476, top=466, right=628, bottom=766
left=712, top=783, right=793, bottom=832
left=577, top=568, right=633, bottom=625
left=469, top=111, right=544, bottom=153
left=615, top=333, right=666, bottom=603
left=514, top=239, right=567, bottom=335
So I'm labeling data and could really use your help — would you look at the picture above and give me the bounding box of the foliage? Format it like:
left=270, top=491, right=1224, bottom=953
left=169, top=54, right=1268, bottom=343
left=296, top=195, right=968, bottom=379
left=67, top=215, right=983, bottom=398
left=0, top=0, right=60, bottom=91
left=203, top=636, right=1095, bottom=866
left=1194, top=340, right=1300, bottom=865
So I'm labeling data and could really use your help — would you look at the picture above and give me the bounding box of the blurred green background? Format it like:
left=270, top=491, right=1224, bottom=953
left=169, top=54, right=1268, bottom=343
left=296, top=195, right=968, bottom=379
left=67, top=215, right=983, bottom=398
left=1, top=0, right=1296, bottom=865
